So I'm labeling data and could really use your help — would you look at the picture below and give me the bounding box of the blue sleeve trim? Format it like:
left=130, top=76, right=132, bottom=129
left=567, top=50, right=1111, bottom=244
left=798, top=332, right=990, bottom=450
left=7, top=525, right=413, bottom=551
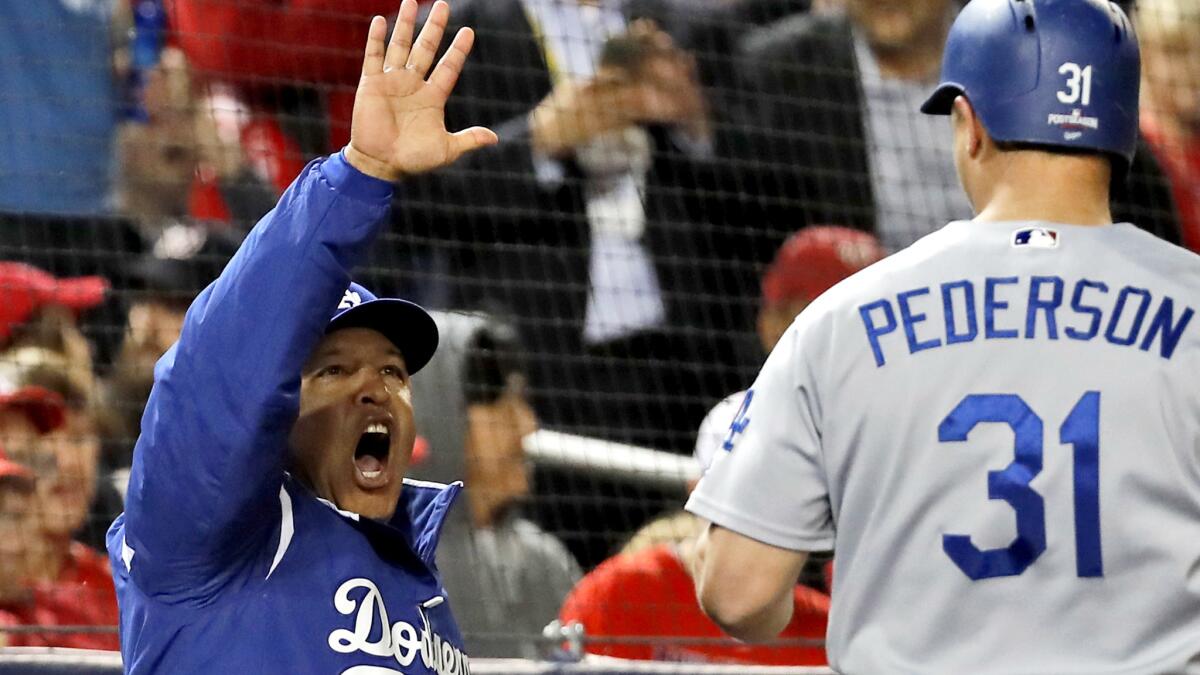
left=323, top=150, right=396, bottom=202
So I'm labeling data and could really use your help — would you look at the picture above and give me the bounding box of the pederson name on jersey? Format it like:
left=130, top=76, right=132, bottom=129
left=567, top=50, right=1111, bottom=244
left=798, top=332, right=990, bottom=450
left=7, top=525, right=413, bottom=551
left=858, top=275, right=1194, bottom=367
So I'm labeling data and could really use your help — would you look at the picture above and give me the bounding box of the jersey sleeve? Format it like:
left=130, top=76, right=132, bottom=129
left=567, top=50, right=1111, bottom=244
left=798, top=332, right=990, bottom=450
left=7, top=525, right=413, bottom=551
left=685, top=317, right=835, bottom=551
left=120, top=152, right=393, bottom=600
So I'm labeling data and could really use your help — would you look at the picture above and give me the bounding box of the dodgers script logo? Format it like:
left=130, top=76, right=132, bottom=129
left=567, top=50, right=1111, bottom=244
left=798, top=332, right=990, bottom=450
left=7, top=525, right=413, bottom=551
left=327, top=578, right=470, bottom=675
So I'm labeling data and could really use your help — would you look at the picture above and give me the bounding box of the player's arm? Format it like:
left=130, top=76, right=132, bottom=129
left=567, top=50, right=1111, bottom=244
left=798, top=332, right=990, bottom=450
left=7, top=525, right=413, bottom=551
left=685, top=311, right=835, bottom=642
left=693, top=523, right=808, bottom=642
left=121, top=0, right=496, bottom=598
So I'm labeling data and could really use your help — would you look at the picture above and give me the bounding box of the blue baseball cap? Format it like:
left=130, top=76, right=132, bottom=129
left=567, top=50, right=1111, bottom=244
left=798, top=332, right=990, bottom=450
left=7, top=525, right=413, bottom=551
left=326, top=283, right=440, bottom=376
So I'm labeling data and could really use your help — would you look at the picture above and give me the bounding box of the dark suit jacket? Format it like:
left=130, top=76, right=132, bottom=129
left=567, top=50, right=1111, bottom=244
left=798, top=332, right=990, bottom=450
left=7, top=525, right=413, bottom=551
left=388, top=0, right=760, bottom=411
left=720, top=11, right=1182, bottom=245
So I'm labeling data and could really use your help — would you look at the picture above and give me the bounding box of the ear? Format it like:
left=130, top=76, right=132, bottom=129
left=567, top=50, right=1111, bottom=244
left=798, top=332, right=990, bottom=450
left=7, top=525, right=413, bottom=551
left=951, top=95, right=984, bottom=159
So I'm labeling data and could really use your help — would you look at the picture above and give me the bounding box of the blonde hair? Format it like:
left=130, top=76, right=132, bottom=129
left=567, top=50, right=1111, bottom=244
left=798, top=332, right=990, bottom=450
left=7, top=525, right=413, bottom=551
left=619, top=510, right=706, bottom=556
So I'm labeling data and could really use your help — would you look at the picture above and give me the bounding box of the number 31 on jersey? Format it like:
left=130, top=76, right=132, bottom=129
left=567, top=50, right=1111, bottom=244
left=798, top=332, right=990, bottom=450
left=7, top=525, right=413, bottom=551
left=939, top=392, right=1102, bottom=581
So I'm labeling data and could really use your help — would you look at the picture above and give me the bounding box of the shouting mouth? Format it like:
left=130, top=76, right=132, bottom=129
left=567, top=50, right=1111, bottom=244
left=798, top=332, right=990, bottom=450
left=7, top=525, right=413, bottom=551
left=353, top=422, right=391, bottom=489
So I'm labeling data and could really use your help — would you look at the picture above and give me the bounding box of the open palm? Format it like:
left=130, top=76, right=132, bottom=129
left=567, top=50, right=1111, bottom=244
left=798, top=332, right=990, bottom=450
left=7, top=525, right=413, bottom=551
left=347, top=0, right=497, bottom=182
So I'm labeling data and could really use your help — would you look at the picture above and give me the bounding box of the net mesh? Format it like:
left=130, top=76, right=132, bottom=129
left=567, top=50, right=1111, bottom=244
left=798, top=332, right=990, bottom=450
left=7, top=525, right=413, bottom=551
left=0, top=0, right=1195, bottom=667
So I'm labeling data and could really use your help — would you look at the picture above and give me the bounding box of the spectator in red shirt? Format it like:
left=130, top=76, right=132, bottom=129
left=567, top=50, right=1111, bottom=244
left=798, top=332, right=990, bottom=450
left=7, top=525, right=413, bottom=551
left=558, top=526, right=830, bottom=665
left=1137, top=0, right=1200, bottom=252
left=0, top=359, right=118, bottom=651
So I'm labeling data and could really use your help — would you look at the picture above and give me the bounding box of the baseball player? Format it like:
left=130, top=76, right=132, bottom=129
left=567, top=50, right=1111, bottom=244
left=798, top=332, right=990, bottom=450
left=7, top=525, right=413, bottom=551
left=686, top=1, right=1200, bottom=673
left=106, top=2, right=498, bottom=672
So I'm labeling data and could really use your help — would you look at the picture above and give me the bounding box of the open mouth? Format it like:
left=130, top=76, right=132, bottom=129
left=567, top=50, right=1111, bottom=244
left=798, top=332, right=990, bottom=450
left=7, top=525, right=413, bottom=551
left=353, top=422, right=391, bottom=488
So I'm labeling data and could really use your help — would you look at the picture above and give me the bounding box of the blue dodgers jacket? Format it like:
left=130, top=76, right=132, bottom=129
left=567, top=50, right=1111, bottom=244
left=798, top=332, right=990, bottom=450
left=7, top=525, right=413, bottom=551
left=106, top=153, right=471, bottom=674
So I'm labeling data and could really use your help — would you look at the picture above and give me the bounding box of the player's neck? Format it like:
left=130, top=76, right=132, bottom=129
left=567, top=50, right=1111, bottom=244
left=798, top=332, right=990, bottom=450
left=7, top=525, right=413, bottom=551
left=971, top=153, right=1113, bottom=226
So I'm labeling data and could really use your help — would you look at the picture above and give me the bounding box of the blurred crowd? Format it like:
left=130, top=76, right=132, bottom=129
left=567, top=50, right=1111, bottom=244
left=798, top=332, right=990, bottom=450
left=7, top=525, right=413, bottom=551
left=0, top=0, right=1196, bottom=665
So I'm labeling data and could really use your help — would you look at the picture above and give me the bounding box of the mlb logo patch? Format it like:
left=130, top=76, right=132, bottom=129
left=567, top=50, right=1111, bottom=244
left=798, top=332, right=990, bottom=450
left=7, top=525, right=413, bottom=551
left=1012, top=227, right=1059, bottom=249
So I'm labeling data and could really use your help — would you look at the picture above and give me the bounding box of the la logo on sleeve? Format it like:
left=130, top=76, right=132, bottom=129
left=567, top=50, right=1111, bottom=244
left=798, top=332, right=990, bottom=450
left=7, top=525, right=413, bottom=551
left=721, top=390, right=754, bottom=453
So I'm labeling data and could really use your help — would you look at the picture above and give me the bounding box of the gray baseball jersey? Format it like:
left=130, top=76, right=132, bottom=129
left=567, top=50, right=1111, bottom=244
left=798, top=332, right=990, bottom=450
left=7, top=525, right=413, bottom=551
left=686, top=220, right=1200, bottom=674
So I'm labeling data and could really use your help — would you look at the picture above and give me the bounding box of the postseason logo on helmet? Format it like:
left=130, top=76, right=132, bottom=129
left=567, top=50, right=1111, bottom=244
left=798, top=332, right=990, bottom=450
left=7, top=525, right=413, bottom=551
left=1012, top=227, right=1059, bottom=249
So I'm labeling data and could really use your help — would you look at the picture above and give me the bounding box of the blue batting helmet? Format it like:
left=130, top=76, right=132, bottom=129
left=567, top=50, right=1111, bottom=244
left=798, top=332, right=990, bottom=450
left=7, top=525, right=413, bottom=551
left=921, top=0, right=1141, bottom=170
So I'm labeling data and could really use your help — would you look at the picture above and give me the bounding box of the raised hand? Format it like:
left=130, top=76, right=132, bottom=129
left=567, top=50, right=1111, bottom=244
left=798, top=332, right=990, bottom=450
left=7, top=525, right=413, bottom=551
left=345, top=0, right=498, bottom=182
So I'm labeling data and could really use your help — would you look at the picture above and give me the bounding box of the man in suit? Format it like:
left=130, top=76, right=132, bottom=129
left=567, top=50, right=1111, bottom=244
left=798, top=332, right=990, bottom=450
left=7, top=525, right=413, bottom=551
left=394, top=0, right=753, bottom=455
left=385, top=0, right=766, bottom=567
left=719, top=0, right=1181, bottom=251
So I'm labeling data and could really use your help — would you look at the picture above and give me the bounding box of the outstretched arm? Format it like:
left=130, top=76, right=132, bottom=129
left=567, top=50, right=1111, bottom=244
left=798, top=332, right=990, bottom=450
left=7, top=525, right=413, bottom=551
left=121, top=0, right=495, bottom=600
left=345, top=3, right=497, bottom=181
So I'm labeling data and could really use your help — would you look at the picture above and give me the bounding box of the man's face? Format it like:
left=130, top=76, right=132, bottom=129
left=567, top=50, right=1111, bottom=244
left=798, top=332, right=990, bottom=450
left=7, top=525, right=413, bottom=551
left=464, top=377, right=538, bottom=526
left=848, top=0, right=954, bottom=54
left=289, top=328, right=415, bottom=521
left=117, top=114, right=198, bottom=217
left=32, top=408, right=100, bottom=539
left=126, top=300, right=188, bottom=362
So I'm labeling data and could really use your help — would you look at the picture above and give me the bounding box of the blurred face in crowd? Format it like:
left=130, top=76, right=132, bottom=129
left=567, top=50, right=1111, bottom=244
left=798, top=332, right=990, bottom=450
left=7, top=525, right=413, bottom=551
left=108, top=298, right=190, bottom=443
left=1139, top=2, right=1200, bottom=136
left=118, top=113, right=199, bottom=220
left=33, top=407, right=101, bottom=539
left=464, top=374, right=538, bottom=529
left=2, top=350, right=103, bottom=541
left=118, top=298, right=189, bottom=384
left=848, top=0, right=956, bottom=56
left=128, top=300, right=188, bottom=358
left=290, top=328, right=416, bottom=521
left=118, top=47, right=202, bottom=222
left=0, top=401, right=99, bottom=542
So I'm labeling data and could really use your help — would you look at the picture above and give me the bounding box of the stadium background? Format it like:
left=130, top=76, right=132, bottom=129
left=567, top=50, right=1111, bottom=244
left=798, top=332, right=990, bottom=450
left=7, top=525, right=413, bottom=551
left=0, top=0, right=1194, bottom=670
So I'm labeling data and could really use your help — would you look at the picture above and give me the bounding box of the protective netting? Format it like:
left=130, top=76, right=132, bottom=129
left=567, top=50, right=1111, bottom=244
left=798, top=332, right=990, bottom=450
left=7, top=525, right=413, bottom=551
left=0, top=0, right=1195, bottom=667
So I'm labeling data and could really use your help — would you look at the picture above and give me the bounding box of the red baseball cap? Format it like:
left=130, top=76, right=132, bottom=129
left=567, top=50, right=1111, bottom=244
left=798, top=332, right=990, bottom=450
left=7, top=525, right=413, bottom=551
left=0, top=262, right=110, bottom=343
left=761, top=226, right=886, bottom=306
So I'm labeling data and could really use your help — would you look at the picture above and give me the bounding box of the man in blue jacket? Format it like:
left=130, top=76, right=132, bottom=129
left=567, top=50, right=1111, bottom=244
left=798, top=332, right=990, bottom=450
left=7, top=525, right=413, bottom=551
left=106, top=2, right=498, bottom=672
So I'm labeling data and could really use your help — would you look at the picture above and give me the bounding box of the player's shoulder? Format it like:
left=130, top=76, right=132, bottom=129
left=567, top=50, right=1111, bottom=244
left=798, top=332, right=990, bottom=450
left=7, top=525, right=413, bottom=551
left=1112, top=222, right=1200, bottom=278
left=699, top=391, right=745, bottom=430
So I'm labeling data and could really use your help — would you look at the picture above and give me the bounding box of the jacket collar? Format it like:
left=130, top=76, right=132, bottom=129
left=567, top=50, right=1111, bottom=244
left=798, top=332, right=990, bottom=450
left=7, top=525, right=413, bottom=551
left=294, top=476, right=463, bottom=571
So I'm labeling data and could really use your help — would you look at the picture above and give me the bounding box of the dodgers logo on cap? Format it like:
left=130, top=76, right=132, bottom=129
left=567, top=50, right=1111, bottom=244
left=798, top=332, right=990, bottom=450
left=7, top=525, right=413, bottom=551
left=338, top=289, right=364, bottom=310
left=326, top=283, right=440, bottom=376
